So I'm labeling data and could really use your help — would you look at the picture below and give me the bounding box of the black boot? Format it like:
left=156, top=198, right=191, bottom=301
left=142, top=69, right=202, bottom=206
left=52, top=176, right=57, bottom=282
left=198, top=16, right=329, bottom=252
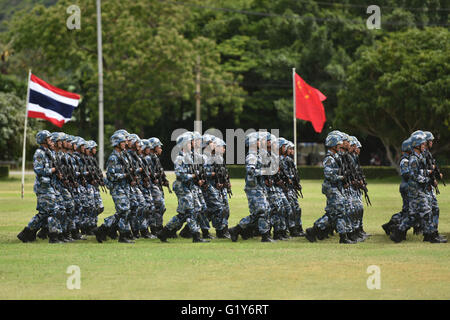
left=179, top=225, right=192, bottom=238
left=49, top=232, right=63, bottom=244
left=167, top=228, right=178, bottom=238
left=261, top=232, right=276, bottom=242
left=36, top=227, right=48, bottom=240
left=150, top=225, right=159, bottom=237
left=119, top=231, right=135, bottom=243
left=17, top=227, right=35, bottom=243
left=382, top=221, right=393, bottom=235
left=219, top=228, right=231, bottom=239
left=140, top=228, right=153, bottom=239
left=289, top=227, right=300, bottom=237
left=93, top=225, right=107, bottom=243
left=107, top=225, right=118, bottom=240
left=193, top=232, right=210, bottom=243
left=63, top=231, right=74, bottom=242
left=157, top=226, right=171, bottom=242
left=390, top=227, right=405, bottom=243
left=202, top=229, right=214, bottom=239
left=297, top=226, right=305, bottom=237
left=305, top=226, right=318, bottom=243
left=229, top=225, right=243, bottom=242
left=339, top=233, right=355, bottom=244
left=71, top=228, right=87, bottom=240
left=131, top=229, right=140, bottom=240
left=222, top=226, right=231, bottom=239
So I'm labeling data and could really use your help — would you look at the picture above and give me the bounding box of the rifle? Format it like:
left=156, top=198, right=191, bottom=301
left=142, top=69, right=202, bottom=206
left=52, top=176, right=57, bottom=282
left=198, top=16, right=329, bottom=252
left=83, top=154, right=108, bottom=193
left=118, top=151, right=137, bottom=185
left=59, top=152, right=79, bottom=190
left=153, top=155, right=172, bottom=194
left=130, top=151, right=154, bottom=188
left=214, top=163, right=232, bottom=198
left=425, top=152, right=446, bottom=194
left=45, top=149, right=70, bottom=189
left=286, top=157, right=303, bottom=198
left=352, top=155, right=372, bottom=206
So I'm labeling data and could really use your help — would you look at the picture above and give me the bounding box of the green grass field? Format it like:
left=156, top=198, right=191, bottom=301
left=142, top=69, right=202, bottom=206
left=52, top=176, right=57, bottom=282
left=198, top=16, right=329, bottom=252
left=1, top=173, right=449, bottom=300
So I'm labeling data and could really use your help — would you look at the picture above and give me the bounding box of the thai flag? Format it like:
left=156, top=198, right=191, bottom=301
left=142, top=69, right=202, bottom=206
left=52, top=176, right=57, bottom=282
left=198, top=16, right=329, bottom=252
left=27, top=74, right=80, bottom=127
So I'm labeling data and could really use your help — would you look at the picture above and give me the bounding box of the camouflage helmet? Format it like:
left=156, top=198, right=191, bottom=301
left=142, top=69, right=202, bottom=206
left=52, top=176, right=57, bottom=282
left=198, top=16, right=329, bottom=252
left=287, top=141, right=294, bottom=149
left=325, top=134, right=343, bottom=148
left=36, top=130, right=52, bottom=144
left=50, top=132, right=63, bottom=142
left=215, top=138, right=226, bottom=147
left=148, top=137, right=163, bottom=149
left=410, top=134, right=427, bottom=148
left=278, top=137, right=288, bottom=148
left=110, top=132, right=127, bottom=147
left=401, top=138, right=412, bottom=152
left=113, top=129, right=129, bottom=140
left=87, top=140, right=97, bottom=149
left=77, top=138, right=87, bottom=148
left=350, top=136, right=362, bottom=148
left=140, top=139, right=151, bottom=149
left=245, top=132, right=258, bottom=147
left=192, top=131, right=202, bottom=140
left=176, top=131, right=193, bottom=146
left=127, top=133, right=140, bottom=145
left=424, top=131, right=434, bottom=141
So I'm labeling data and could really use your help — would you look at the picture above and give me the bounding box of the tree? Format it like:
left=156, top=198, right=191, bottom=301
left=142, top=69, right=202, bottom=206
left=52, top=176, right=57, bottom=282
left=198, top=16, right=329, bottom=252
left=0, top=91, right=42, bottom=161
left=3, top=0, right=245, bottom=164
left=335, top=27, right=450, bottom=168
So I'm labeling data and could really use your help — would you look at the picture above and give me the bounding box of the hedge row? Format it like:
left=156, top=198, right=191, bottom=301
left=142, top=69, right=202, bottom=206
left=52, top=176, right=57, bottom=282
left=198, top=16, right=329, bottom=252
left=227, top=165, right=450, bottom=180
left=0, top=165, right=9, bottom=178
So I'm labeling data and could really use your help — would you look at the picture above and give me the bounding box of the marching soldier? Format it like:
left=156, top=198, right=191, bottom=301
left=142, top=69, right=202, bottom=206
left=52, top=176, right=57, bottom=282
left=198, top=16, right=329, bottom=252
left=17, top=130, right=64, bottom=243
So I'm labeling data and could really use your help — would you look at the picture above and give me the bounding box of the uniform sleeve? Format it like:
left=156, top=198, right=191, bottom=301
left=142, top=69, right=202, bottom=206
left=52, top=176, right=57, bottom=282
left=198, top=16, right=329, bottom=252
left=106, top=155, right=126, bottom=182
left=174, top=156, right=194, bottom=183
left=246, top=154, right=261, bottom=177
left=400, top=159, right=410, bottom=180
left=33, top=150, right=53, bottom=177
left=409, top=157, right=429, bottom=184
left=323, top=156, right=344, bottom=183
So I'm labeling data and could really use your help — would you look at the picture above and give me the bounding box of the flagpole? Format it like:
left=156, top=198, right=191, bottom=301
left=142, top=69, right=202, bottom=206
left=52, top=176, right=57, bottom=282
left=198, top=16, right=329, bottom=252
left=21, top=69, right=32, bottom=199
left=292, top=68, right=297, bottom=165
left=96, top=0, right=104, bottom=171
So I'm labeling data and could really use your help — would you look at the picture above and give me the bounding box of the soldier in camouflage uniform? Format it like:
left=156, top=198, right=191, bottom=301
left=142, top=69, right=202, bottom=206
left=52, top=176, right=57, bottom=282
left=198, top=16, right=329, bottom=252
left=18, top=130, right=64, bottom=243
left=147, top=137, right=168, bottom=237
left=382, top=138, right=412, bottom=236
left=95, top=132, right=135, bottom=243
left=229, top=132, right=273, bottom=242
left=389, top=132, right=444, bottom=243
left=157, top=132, right=209, bottom=243
left=422, top=131, right=446, bottom=243
left=305, top=133, right=355, bottom=244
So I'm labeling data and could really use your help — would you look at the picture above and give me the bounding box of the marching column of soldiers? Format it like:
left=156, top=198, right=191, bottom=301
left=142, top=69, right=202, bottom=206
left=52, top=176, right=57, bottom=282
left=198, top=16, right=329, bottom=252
left=17, top=130, right=105, bottom=243
left=382, top=130, right=446, bottom=243
left=17, top=128, right=445, bottom=244
left=302, top=130, right=371, bottom=244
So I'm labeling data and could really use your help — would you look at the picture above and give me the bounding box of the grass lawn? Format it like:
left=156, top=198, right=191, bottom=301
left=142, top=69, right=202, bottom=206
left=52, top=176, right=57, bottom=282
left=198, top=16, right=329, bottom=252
left=0, top=173, right=449, bottom=300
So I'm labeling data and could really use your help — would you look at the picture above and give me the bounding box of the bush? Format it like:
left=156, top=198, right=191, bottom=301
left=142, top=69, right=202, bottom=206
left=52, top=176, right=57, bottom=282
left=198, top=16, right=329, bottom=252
left=0, top=165, right=9, bottom=178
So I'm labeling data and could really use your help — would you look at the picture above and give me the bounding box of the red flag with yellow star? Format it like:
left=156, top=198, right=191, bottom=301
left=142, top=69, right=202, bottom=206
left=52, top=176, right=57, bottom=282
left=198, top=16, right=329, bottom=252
left=294, top=72, right=326, bottom=133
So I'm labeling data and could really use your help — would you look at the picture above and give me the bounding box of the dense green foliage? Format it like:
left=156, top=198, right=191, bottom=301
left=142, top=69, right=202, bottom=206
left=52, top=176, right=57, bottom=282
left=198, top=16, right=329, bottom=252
left=0, top=0, right=448, bottom=166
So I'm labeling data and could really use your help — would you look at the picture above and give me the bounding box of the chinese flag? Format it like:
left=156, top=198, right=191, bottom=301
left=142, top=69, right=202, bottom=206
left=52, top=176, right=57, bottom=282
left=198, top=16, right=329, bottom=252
left=294, top=72, right=326, bottom=133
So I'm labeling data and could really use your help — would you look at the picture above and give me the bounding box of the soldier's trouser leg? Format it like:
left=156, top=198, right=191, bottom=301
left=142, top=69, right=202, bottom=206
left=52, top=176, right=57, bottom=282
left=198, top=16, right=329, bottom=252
left=205, top=184, right=225, bottom=231
left=239, top=188, right=270, bottom=235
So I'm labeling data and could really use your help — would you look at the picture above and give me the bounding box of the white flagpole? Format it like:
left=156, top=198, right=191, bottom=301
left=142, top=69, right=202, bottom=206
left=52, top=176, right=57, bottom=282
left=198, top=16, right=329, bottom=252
left=97, top=0, right=104, bottom=171
left=293, top=68, right=297, bottom=165
left=21, top=69, right=32, bottom=199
